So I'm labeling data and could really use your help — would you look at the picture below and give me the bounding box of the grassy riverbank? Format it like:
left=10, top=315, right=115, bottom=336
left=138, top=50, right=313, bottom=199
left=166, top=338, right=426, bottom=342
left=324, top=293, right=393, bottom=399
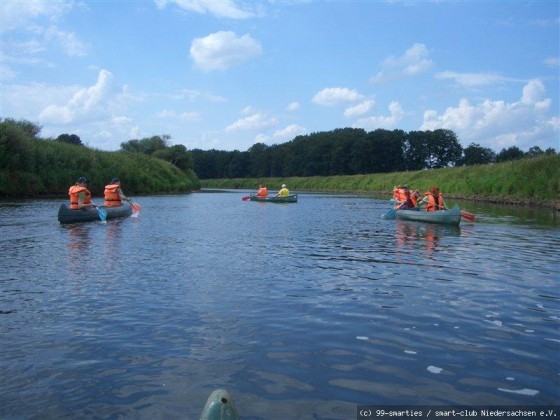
left=0, top=121, right=200, bottom=197
left=201, top=155, right=560, bottom=209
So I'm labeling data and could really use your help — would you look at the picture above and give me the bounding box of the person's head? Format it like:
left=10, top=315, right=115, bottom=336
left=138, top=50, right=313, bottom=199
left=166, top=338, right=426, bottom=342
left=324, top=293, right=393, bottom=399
left=76, top=176, right=88, bottom=185
left=402, top=184, right=409, bottom=190
left=281, top=184, right=287, bottom=188
left=430, top=185, right=440, bottom=195
left=110, top=177, right=120, bottom=184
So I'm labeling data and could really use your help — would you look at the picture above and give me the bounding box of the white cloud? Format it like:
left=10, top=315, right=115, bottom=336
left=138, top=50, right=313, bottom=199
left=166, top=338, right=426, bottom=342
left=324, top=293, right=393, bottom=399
left=420, top=79, right=557, bottom=150
left=344, top=100, right=374, bottom=118
left=154, top=0, right=257, bottom=19
left=544, top=57, right=559, bottom=68
left=521, top=79, right=546, bottom=105
left=38, top=69, right=117, bottom=124
left=353, top=101, right=404, bottom=130
left=174, top=88, right=227, bottom=103
left=157, top=109, right=177, bottom=118
left=254, top=133, right=269, bottom=143
left=286, top=101, right=300, bottom=111
left=225, top=112, right=278, bottom=131
left=156, top=109, right=199, bottom=122
left=273, top=124, right=306, bottom=140
left=0, top=0, right=74, bottom=33
left=190, top=31, right=263, bottom=71
left=312, top=87, right=364, bottom=106
left=45, top=26, right=88, bottom=57
left=179, top=111, right=200, bottom=122
left=436, top=71, right=514, bottom=88
left=371, top=43, right=433, bottom=83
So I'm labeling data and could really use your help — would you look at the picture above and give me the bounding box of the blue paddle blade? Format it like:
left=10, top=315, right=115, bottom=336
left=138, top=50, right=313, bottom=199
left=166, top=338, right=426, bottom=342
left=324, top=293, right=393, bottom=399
left=382, top=209, right=397, bottom=219
left=97, top=207, right=107, bottom=222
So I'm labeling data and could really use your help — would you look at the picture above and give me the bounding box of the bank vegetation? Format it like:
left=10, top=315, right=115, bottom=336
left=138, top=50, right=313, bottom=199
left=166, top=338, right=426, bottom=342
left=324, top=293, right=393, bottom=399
left=0, top=118, right=200, bottom=197
left=201, top=154, right=560, bottom=210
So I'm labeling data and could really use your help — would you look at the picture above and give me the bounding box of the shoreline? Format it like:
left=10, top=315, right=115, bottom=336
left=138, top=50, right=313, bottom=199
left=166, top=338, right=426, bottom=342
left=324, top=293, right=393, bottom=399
left=205, top=186, right=560, bottom=211
left=2, top=190, right=558, bottom=211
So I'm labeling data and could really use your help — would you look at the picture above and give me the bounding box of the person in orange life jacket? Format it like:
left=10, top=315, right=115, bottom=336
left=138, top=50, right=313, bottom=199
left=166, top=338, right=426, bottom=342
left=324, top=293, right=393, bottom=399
left=104, top=178, right=130, bottom=207
left=256, top=185, right=268, bottom=197
left=419, top=185, right=446, bottom=212
left=69, top=177, right=95, bottom=210
left=393, top=184, right=418, bottom=209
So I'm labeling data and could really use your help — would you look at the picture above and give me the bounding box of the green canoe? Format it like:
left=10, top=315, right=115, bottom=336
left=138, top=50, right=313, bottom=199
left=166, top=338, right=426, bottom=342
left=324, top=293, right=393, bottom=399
left=57, top=202, right=133, bottom=224
left=249, top=194, right=298, bottom=203
left=394, top=205, right=462, bottom=226
left=200, top=389, right=239, bottom=420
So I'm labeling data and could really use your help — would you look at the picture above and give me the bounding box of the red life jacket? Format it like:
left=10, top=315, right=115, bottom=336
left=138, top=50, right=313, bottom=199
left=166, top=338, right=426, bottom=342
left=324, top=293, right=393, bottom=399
left=256, top=187, right=268, bottom=197
left=69, top=185, right=92, bottom=209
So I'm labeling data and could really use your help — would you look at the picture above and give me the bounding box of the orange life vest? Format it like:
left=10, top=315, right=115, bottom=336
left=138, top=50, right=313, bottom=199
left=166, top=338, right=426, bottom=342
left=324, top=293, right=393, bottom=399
left=104, top=184, right=121, bottom=207
left=424, top=192, right=444, bottom=212
left=69, top=185, right=92, bottom=209
left=256, top=187, right=268, bottom=197
left=393, top=188, right=417, bottom=209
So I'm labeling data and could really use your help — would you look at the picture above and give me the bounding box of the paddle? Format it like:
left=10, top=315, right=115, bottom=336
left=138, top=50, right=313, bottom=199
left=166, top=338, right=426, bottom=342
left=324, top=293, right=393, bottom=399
left=382, top=208, right=397, bottom=219
left=95, top=205, right=107, bottom=222
left=460, top=210, right=475, bottom=222
left=382, top=200, right=405, bottom=219
left=242, top=196, right=250, bottom=201
left=438, top=206, right=474, bottom=223
left=129, top=201, right=141, bottom=213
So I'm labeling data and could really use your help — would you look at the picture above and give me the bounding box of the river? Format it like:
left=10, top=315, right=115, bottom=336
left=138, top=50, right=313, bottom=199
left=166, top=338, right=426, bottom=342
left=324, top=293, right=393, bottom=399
left=1, top=191, right=558, bottom=419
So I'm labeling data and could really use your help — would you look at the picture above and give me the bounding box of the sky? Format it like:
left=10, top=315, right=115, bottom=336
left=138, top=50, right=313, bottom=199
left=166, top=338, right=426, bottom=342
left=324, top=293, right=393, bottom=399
left=1, top=0, right=559, bottom=153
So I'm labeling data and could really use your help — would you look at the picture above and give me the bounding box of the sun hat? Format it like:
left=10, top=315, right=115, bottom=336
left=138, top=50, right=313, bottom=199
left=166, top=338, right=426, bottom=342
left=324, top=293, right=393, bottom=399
left=281, top=184, right=286, bottom=188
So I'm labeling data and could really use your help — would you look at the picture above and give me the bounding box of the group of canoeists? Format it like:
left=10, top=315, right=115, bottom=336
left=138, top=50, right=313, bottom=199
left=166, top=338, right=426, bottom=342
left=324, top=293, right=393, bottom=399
left=393, top=184, right=447, bottom=211
left=255, top=183, right=290, bottom=198
left=68, top=176, right=132, bottom=210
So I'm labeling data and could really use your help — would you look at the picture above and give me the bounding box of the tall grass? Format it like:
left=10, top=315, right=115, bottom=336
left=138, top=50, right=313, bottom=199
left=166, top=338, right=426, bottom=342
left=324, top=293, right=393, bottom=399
left=202, top=155, right=560, bottom=208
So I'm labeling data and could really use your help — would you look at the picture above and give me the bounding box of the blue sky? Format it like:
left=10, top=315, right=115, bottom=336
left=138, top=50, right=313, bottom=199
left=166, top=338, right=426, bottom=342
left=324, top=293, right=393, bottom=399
left=1, top=0, right=559, bottom=153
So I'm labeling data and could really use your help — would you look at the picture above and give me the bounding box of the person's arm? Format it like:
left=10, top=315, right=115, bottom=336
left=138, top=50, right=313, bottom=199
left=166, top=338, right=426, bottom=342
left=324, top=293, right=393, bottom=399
left=118, top=188, right=130, bottom=202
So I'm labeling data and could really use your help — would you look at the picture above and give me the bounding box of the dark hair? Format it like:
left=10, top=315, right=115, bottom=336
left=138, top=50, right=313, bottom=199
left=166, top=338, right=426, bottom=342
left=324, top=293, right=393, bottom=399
left=76, top=177, right=88, bottom=183
left=110, top=178, right=120, bottom=184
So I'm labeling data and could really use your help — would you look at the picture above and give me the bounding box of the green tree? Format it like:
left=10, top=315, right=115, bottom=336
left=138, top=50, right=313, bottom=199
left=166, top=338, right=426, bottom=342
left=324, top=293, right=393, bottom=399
left=120, top=135, right=170, bottom=154
left=56, top=133, right=83, bottom=146
left=496, top=146, right=525, bottom=163
left=461, top=143, right=496, bottom=166
left=0, top=119, right=36, bottom=171
left=526, top=146, right=544, bottom=158
left=152, top=144, right=193, bottom=172
left=247, top=142, right=270, bottom=177
left=369, top=129, right=406, bottom=173
left=1, top=118, right=42, bottom=138
left=424, top=129, right=463, bottom=168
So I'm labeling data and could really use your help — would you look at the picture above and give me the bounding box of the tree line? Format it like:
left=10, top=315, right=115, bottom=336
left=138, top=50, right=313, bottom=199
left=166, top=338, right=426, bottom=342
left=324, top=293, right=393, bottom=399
left=191, top=128, right=556, bottom=179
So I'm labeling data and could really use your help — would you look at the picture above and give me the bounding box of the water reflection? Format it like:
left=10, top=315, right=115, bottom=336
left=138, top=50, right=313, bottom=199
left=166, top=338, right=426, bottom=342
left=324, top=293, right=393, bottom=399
left=64, top=224, right=92, bottom=253
left=394, top=220, right=461, bottom=258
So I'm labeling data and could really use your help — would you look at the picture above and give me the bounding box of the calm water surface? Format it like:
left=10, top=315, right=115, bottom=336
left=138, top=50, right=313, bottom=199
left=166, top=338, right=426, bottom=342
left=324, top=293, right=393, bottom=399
left=1, top=191, right=559, bottom=419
